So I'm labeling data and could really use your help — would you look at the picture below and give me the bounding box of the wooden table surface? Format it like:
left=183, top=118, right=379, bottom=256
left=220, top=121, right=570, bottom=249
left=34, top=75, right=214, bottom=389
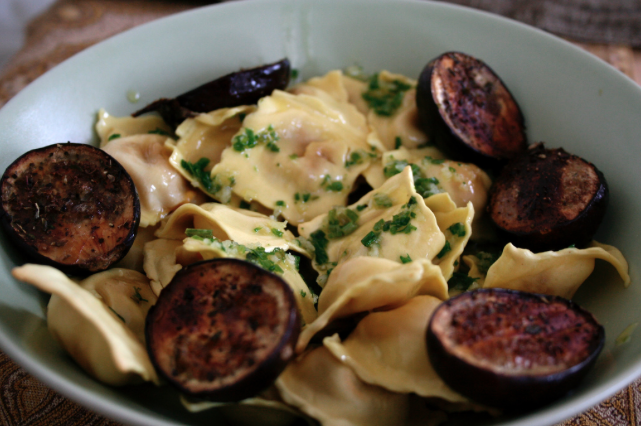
left=0, top=1, right=640, bottom=426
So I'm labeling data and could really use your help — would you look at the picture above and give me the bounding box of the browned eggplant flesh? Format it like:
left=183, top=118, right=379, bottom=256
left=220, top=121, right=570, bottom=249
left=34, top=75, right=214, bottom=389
left=427, top=288, right=605, bottom=410
left=0, top=143, right=140, bottom=273
left=132, top=58, right=291, bottom=127
left=488, top=143, right=608, bottom=252
left=145, top=258, right=300, bottom=402
left=416, top=52, right=527, bottom=168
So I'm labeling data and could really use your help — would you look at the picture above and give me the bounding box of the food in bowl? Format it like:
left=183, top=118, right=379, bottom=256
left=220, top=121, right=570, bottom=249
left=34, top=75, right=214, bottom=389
left=6, top=53, right=630, bottom=424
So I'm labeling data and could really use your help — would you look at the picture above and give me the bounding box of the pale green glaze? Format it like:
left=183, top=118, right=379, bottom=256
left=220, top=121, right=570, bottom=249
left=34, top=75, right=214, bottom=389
left=0, top=1, right=640, bottom=425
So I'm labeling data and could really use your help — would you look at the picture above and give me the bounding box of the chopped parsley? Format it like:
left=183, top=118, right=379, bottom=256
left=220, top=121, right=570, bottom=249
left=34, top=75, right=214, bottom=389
left=361, top=197, right=418, bottom=248
left=275, top=200, right=286, bottom=207
left=373, top=193, right=393, bottom=208
left=245, top=246, right=284, bottom=274
left=109, top=307, right=126, bottom=323
left=289, top=154, right=299, bottom=160
left=448, top=223, right=466, bottom=237
left=383, top=159, right=409, bottom=178
left=254, top=227, right=262, bottom=233
left=294, top=191, right=317, bottom=203
left=362, top=73, right=412, bottom=116
left=237, top=112, right=246, bottom=122
left=356, top=204, right=368, bottom=212
left=414, top=177, right=442, bottom=199
left=310, top=230, right=329, bottom=265
left=449, top=166, right=457, bottom=173
left=108, top=133, right=121, bottom=141
left=326, top=207, right=360, bottom=239
left=148, top=127, right=173, bottom=137
left=291, top=69, right=299, bottom=79
left=271, top=228, right=284, bottom=237
left=300, top=290, right=307, bottom=298
left=437, top=241, right=451, bottom=259
left=400, top=254, right=412, bottom=264
left=448, top=271, right=478, bottom=292
left=185, top=228, right=214, bottom=239
left=233, top=125, right=279, bottom=153
left=239, top=200, right=251, bottom=210
left=394, top=136, right=402, bottom=149
left=131, top=287, right=148, bottom=304
left=326, top=181, right=344, bottom=192
left=181, top=158, right=216, bottom=193
left=476, top=251, right=499, bottom=274
left=345, top=150, right=365, bottom=168
left=424, top=156, right=445, bottom=165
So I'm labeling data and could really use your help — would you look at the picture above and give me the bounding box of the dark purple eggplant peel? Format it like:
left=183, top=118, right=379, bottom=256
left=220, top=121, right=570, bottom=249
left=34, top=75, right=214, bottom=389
left=0, top=143, right=140, bottom=274
left=416, top=52, right=527, bottom=169
left=132, top=58, right=291, bottom=127
left=145, top=258, right=300, bottom=402
left=488, top=143, right=608, bottom=252
left=427, top=288, right=605, bottom=410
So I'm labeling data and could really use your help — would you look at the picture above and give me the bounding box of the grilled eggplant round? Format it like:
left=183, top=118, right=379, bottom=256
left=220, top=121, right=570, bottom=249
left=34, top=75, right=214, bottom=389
left=488, top=144, right=608, bottom=252
left=145, top=258, right=300, bottom=402
left=0, top=143, right=140, bottom=274
left=133, top=58, right=291, bottom=127
left=416, top=52, right=527, bottom=168
left=427, top=288, right=605, bottom=410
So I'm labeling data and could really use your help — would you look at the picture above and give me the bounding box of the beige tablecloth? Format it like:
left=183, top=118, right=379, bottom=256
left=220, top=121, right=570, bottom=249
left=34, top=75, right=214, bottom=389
left=0, top=1, right=640, bottom=425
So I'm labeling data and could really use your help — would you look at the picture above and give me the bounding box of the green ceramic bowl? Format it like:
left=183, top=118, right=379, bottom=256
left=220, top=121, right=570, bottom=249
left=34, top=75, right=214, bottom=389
left=0, top=1, right=639, bottom=425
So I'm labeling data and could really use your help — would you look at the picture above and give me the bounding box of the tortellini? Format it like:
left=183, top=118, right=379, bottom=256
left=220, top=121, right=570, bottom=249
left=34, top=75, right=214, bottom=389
left=12, top=264, right=159, bottom=386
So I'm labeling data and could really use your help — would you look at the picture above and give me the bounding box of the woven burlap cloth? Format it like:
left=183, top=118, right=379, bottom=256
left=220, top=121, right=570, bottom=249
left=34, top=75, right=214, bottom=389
left=1, top=1, right=640, bottom=425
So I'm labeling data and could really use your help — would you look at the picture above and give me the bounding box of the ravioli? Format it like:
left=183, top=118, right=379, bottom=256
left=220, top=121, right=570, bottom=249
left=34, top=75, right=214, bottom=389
left=296, top=256, right=448, bottom=353
left=340, top=70, right=428, bottom=151
left=275, top=346, right=410, bottom=426
left=12, top=264, right=159, bottom=386
left=482, top=242, right=630, bottom=299
left=298, top=167, right=472, bottom=282
left=155, top=202, right=306, bottom=255
left=323, top=295, right=467, bottom=402
left=210, top=83, right=374, bottom=223
left=168, top=105, right=255, bottom=197
left=364, top=147, right=492, bottom=225
left=95, top=108, right=172, bottom=147
left=102, top=134, right=202, bottom=227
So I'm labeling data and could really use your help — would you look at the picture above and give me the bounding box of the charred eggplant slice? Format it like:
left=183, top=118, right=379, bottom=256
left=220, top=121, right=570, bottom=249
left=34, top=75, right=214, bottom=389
left=488, top=144, right=608, bottom=252
left=0, top=143, right=140, bottom=274
left=133, top=58, right=291, bottom=127
left=427, top=288, right=605, bottom=410
left=146, top=258, right=300, bottom=402
left=416, top=52, right=527, bottom=168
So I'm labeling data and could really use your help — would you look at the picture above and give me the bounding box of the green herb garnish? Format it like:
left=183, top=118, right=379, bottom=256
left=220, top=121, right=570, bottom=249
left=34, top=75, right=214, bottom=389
left=108, top=134, right=121, bottom=141
left=448, top=223, right=466, bottom=237
left=310, top=230, right=329, bottom=265
left=326, top=207, right=360, bottom=239
left=400, top=254, right=412, bottom=264
left=394, top=136, right=402, bottom=149
left=148, top=128, right=172, bottom=137
left=185, top=228, right=214, bottom=239
left=437, top=241, right=451, bottom=259
left=233, top=125, right=279, bottom=152
left=181, top=158, right=216, bottom=193
left=373, top=193, right=393, bottom=208
left=448, top=271, right=478, bottom=291
left=362, top=73, right=412, bottom=116
left=271, top=228, right=284, bottom=237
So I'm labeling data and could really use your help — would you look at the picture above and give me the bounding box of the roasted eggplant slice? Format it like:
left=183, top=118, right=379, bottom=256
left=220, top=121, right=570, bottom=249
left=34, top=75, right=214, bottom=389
left=427, top=288, right=605, bottom=410
left=0, top=143, right=140, bottom=274
left=132, top=59, right=291, bottom=127
left=146, top=258, right=300, bottom=402
left=416, top=52, right=527, bottom=168
left=488, top=144, right=608, bottom=252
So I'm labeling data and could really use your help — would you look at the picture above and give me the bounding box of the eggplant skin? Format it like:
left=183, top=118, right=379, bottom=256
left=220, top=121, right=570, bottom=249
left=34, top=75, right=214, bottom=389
left=416, top=52, right=527, bottom=169
left=427, top=288, right=605, bottom=410
left=145, top=258, right=300, bottom=402
left=488, top=144, right=608, bottom=252
left=0, top=143, right=140, bottom=274
left=132, top=58, right=291, bottom=127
